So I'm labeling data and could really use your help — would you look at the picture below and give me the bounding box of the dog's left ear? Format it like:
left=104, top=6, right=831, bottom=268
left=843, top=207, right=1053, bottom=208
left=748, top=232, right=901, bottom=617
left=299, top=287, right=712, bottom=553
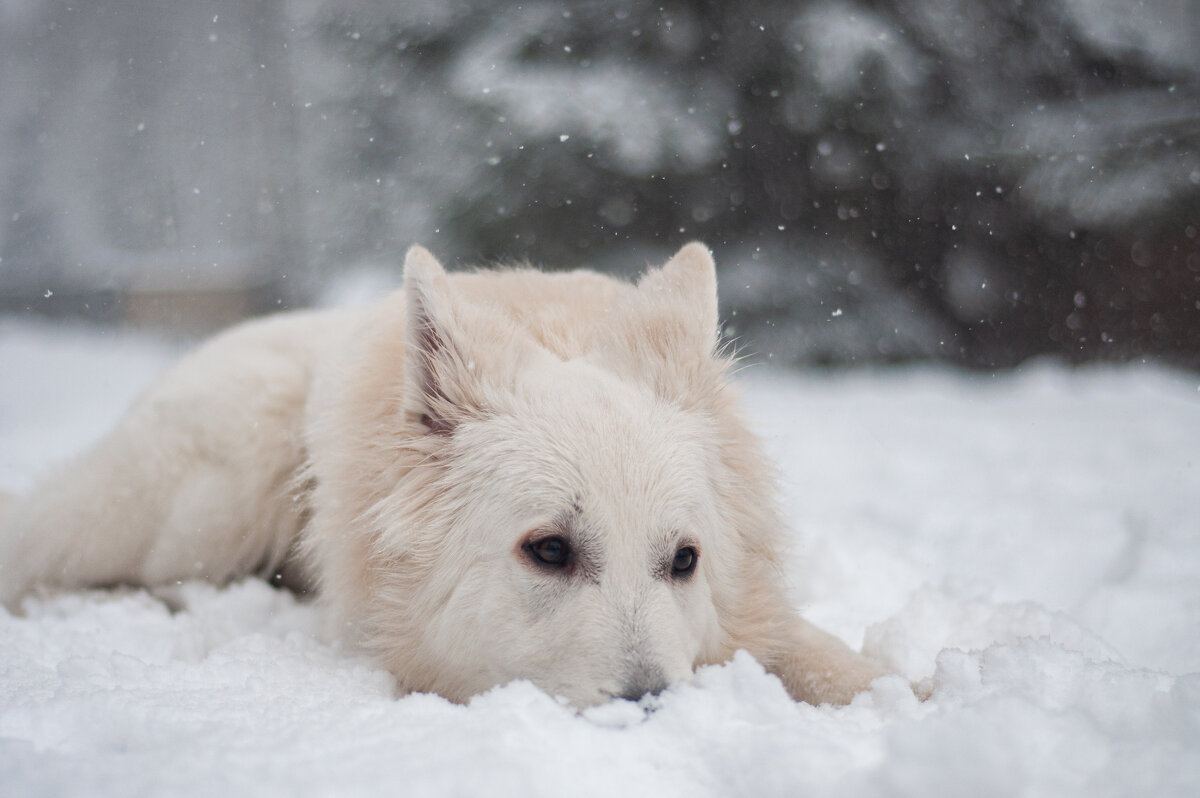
left=402, top=246, right=487, bottom=435
left=637, top=241, right=720, bottom=354
left=601, top=242, right=727, bottom=406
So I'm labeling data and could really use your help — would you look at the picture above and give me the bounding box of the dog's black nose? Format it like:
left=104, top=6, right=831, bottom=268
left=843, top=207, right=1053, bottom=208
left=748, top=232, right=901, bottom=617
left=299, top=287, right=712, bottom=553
left=617, top=669, right=669, bottom=702
left=618, top=686, right=656, bottom=701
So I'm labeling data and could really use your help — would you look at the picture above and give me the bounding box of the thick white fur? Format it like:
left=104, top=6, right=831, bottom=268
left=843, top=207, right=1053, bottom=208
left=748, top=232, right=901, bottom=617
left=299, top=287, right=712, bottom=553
left=0, top=243, right=884, bottom=706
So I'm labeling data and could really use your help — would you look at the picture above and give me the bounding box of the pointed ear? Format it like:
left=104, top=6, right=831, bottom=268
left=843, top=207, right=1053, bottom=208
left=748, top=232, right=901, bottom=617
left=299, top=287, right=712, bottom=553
left=637, top=242, right=720, bottom=352
left=403, top=246, right=482, bottom=435
left=598, top=242, right=727, bottom=407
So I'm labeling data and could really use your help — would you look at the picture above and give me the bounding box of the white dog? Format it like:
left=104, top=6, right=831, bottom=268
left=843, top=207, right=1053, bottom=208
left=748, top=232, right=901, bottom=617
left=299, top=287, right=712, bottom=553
left=0, top=243, right=884, bottom=706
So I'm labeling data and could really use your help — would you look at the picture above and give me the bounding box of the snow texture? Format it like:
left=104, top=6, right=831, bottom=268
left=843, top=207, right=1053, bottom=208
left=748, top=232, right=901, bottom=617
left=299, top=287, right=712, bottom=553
left=1, top=320, right=1199, bottom=797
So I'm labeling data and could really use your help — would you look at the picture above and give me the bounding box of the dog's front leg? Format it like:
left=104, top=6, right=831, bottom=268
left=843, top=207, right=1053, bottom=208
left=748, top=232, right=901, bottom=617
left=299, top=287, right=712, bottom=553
left=757, top=616, right=887, bottom=706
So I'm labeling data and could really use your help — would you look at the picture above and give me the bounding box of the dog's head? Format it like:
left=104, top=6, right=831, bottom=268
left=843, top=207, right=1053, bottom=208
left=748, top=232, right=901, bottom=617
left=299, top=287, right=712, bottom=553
left=355, top=244, right=781, bottom=707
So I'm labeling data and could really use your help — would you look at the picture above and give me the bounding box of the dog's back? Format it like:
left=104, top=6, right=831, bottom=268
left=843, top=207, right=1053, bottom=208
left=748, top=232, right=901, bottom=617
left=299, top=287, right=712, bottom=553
left=0, top=308, right=351, bottom=606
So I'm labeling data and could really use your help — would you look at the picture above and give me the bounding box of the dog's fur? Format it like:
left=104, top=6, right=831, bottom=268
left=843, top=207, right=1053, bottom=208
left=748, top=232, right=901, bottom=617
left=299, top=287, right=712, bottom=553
left=0, top=243, right=884, bottom=706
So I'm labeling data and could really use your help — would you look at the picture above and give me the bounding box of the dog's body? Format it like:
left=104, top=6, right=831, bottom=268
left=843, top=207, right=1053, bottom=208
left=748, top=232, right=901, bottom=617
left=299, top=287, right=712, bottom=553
left=0, top=244, right=884, bottom=706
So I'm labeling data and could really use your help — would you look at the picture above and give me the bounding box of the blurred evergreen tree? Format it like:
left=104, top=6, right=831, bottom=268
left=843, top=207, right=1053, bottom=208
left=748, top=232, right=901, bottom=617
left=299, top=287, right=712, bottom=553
left=304, top=0, right=1199, bottom=367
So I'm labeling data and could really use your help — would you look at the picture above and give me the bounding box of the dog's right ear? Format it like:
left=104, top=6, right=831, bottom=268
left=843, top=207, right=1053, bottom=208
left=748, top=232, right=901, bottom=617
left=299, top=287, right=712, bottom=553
left=402, top=246, right=484, bottom=435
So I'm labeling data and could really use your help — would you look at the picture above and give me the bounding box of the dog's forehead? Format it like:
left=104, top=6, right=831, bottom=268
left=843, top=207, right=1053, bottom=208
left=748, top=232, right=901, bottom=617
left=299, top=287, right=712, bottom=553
left=535, top=361, right=707, bottom=462
left=455, top=361, right=713, bottom=520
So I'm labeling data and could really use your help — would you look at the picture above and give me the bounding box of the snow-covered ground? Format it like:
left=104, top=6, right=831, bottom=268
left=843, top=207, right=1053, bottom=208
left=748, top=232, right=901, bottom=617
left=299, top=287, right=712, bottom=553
left=1, top=317, right=1198, bottom=797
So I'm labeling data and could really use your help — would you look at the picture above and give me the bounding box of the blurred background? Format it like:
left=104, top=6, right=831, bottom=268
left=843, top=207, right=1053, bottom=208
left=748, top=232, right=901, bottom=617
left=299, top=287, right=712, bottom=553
left=0, top=0, right=1197, bottom=369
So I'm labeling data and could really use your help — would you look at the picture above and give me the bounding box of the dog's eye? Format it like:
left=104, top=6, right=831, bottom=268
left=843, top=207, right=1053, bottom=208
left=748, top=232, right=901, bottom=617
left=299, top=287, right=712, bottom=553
left=672, top=546, right=697, bottom=577
left=526, top=536, right=570, bottom=568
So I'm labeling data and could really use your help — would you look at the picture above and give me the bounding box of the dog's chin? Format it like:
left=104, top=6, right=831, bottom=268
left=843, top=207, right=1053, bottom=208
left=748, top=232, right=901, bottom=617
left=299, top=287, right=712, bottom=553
left=531, top=678, right=680, bottom=711
left=510, top=677, right=612, bottom=710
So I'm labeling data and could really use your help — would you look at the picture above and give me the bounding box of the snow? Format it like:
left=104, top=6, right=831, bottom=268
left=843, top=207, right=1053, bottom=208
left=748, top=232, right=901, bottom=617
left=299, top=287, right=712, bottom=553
left=2, top=319, right=1199, bottom=797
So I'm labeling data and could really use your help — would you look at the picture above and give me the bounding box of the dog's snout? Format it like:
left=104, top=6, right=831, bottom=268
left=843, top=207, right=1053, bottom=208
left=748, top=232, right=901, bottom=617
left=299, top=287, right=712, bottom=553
left=617, top=665, right=670, bottom=702
left=617, top=683, right=661, bottom=702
